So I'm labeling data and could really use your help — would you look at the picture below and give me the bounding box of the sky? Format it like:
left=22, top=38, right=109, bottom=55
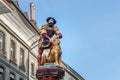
left=19, top=0, right=120, bottom=80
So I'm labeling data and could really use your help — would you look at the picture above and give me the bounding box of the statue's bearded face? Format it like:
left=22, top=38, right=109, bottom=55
left=48, top=19, right=55, bottom=27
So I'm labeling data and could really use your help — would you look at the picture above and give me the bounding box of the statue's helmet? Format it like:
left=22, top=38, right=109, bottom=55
left=46, top=17, right=56, bottom=25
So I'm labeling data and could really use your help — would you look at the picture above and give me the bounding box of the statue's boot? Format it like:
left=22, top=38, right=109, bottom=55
left=38, top=48, right=43, bottom=66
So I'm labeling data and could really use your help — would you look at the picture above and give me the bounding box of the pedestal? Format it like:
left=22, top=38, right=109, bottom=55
left=36, top=63, right=65, bottom=80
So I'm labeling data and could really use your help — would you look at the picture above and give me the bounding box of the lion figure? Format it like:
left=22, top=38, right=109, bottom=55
left=41, top=36, right=62, bottom=66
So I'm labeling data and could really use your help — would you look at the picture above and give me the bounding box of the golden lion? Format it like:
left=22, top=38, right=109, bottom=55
left=41, top=36, right=62, bottom=66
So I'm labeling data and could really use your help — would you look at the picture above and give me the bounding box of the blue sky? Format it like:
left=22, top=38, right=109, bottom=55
left=19, top=0, right=120, bottom=80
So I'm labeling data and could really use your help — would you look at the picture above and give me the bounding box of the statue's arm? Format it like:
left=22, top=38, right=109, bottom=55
left=54, top=26, right=62, bottom=39
left=40, top=25, right=50, bottom=40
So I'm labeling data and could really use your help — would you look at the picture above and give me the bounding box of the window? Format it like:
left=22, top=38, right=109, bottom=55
left=19, top=48, right=24, bottom=66
left=10, top=40, right=16, bottom=61
left=0, top=31, right=4, bottom=52
left=0, top=67, right=4, bottom=80
left=19, top=78, right=24, bottom=80
left=19, top=48, right=25, bottom=71
left=31, top=63, right=34, bottom=76
left=10, top=73, right=15, bottom=80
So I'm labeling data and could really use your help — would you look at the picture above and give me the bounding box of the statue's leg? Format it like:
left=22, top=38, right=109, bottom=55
left=58, top=56, right=62, bottom=66
left=47, top=55, right=51, bottom=63
left=58, top=52, right=62, bottom=65
left=42, top=55, right=47, bottom=65
left=54, top=53, right=59, bottom=66
left=47, top=46, right=54, bottom=63
left=37, top=48, right=43, bottom=66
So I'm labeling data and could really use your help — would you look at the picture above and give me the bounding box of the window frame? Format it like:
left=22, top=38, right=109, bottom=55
left=10, top=40, right=16, bottom=61
left=19, top=48, right=24, bottom=66
left=9, top=72, right=15, bottom=80
left=31, top=63, right=35, bottom=76
left=0, top=31, right=5, bottom=53
left=0, top=66, right=4, bottom=80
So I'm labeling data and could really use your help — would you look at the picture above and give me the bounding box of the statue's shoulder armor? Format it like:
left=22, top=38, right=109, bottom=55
left=41, top=25, right=58, bottom=31
left=53, top=26, right=59, bottom=31
left=41, top=24, right=48, bottom=29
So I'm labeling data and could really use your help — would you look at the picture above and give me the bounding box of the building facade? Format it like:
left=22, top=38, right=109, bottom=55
left=0, top=0, right=84, bottom=80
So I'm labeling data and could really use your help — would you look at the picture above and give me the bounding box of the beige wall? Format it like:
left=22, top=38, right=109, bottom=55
left=0, top=13, right=38, bottom=80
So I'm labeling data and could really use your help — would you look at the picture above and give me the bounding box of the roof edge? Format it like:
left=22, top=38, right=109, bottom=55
left=11, top=1, right=40, bottom=35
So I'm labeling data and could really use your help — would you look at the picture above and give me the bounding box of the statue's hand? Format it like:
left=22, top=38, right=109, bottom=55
left=49, top=39, right=53, bottom=43
left=56, top=35, right=59, bottom=38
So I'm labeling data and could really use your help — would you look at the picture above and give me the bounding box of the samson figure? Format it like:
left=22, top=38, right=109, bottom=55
left=38, top=17, right=62, bottom=66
